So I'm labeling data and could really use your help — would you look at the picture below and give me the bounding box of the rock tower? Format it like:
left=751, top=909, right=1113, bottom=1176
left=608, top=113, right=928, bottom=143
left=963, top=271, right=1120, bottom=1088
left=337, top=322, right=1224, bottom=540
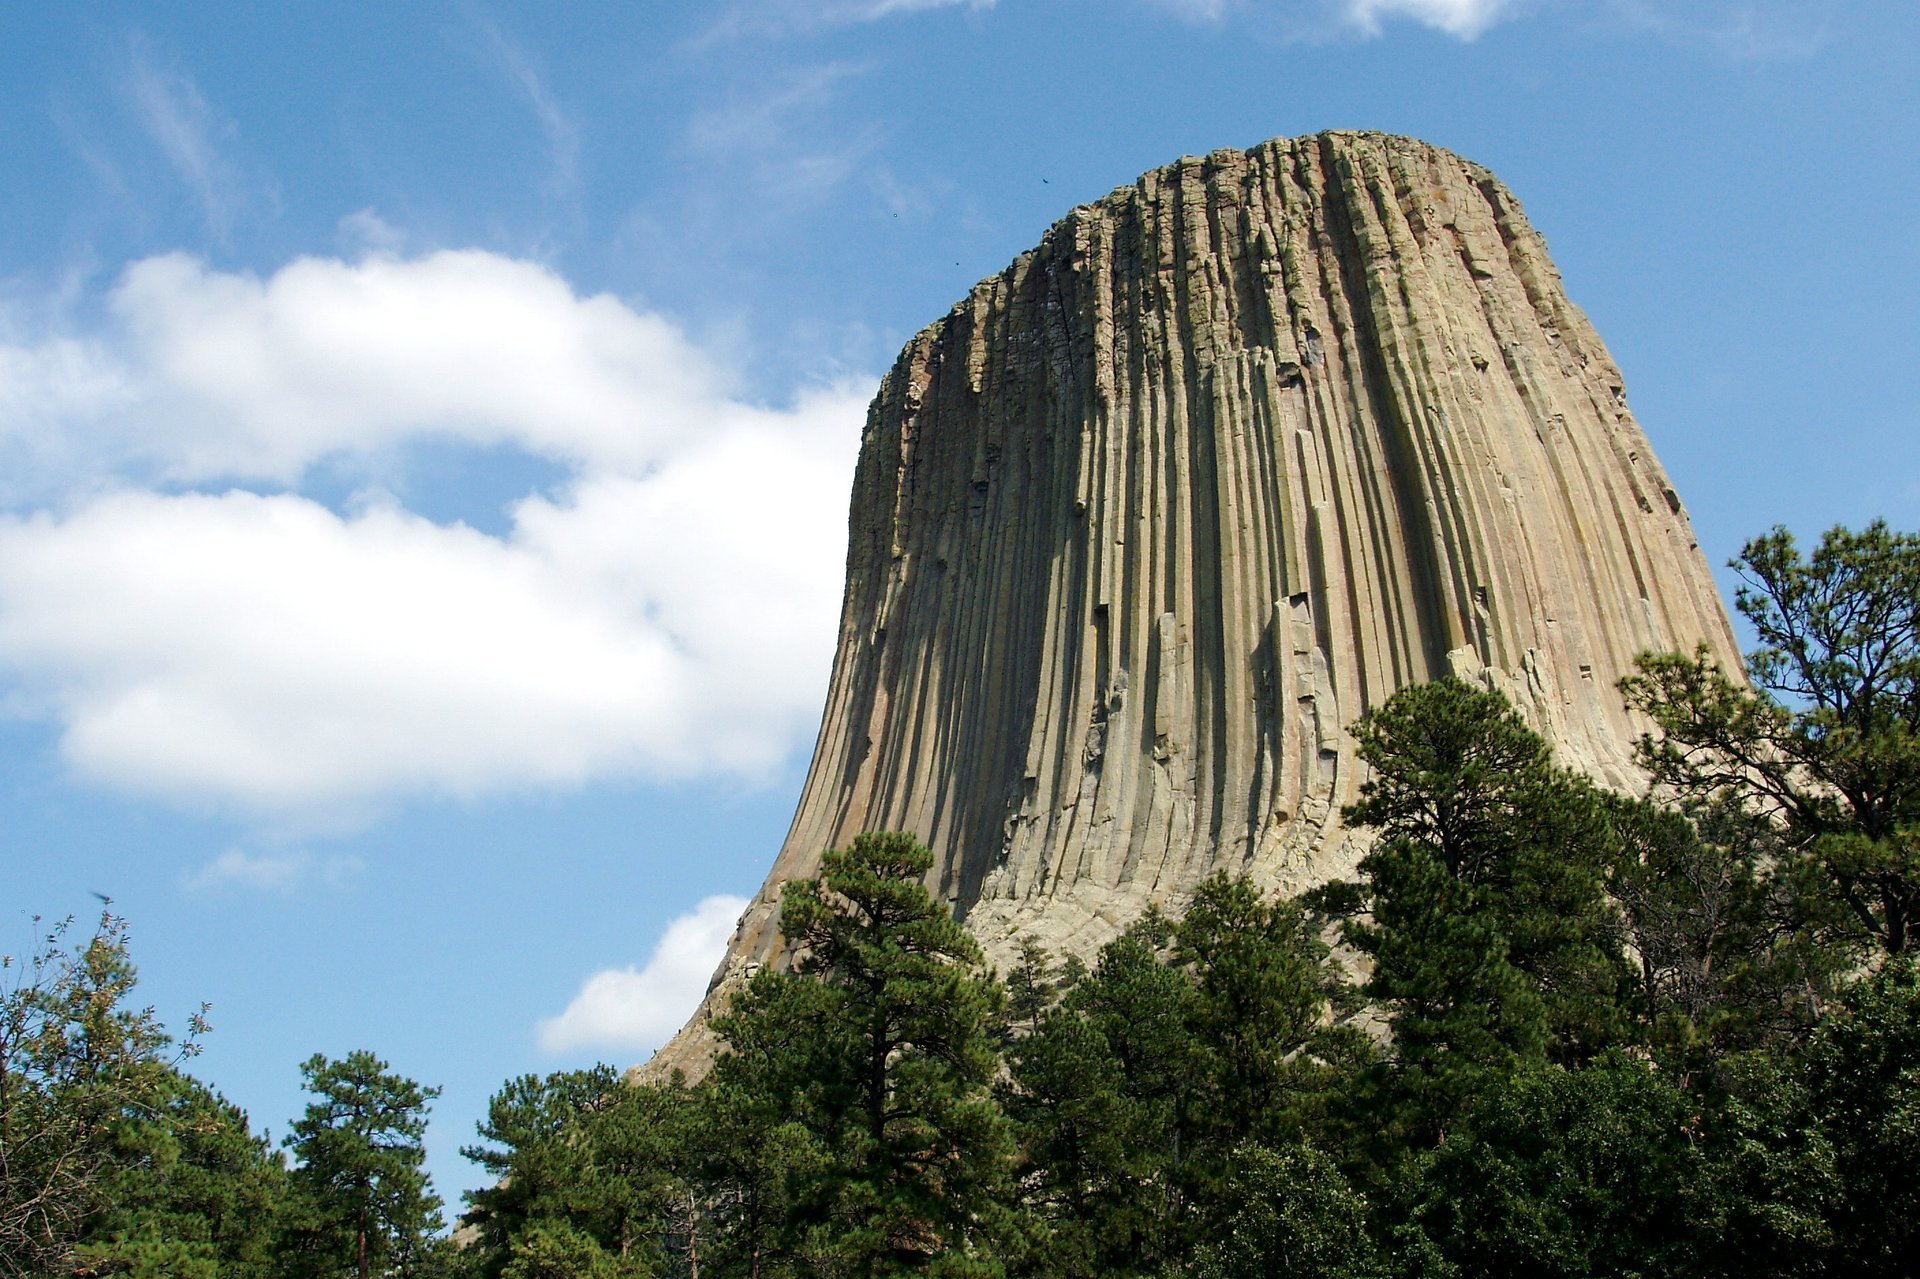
left=649, top=130, right=1740, bottom=1073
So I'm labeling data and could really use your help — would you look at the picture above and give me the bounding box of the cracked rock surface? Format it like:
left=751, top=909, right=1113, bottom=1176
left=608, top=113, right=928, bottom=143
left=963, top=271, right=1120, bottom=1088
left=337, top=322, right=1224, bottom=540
left=644, top=130, right=1740, bottom=1077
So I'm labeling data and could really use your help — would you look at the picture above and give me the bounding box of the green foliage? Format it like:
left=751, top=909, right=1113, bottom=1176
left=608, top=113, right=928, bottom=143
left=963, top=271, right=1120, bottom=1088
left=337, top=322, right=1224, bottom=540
left=1804, top=959, right=1920, bottom=1277
left=1174, top=878, right=1357, bottom=1148
left=460, top=1065, right=699, bottom=1277
left=1000, top=939, right=1055, bottom=1043
left=1689, top=1053, right=1838, bottom=1279
left=1624, top=521, right=1920, bottom=955
left=498, top=1220, right=626, bottom=1279
left=1004, top=919, right=1192, bottom=1278
left=1191, top=1144, right=1384, bottom=1279
left=1326, top=679, right=1630, bottom=1140
left=282, top=1050, right=443, bottom=1279
left=998, top=878, right=1366, bottom=1278
left=709, top=831, right=1015, bottom=1278
left=1406, top=1056, right=1703, bottom=1279
left=1608, top=796, right=1841, bottom=1072
left=0, top=908, right=269, bottom=1279
left=999, top=1003, right=1149, bottom=1278
left=75, top=1069, right=288, bottom=1279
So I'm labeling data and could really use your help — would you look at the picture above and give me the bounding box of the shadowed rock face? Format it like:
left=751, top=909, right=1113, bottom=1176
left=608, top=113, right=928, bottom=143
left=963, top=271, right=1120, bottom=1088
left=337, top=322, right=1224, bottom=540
left=646, top=130, right=1739, bottom=1075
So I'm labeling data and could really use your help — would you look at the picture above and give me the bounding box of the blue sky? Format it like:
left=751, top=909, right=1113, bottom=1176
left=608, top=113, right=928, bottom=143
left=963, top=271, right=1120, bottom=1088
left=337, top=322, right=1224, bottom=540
left=2, top=0, right=1916, bottom=1209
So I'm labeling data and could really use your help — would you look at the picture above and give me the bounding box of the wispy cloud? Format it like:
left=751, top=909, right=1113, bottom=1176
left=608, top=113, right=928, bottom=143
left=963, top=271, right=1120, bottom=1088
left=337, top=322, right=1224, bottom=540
left=1141, top=0, right=1526, bottom=39
left=685, top=62, right=883, bottom=207
left=185, top=848, right=362, bottom=894
left=1594, top=0, right=1838, bottom=61
left=702, top=0, right=993, bottom=42
left=538, top=895, right=749, bottom=1055
left=472, top=18, right=582, bottom=198
left=123, top=37, right=247, bottom=241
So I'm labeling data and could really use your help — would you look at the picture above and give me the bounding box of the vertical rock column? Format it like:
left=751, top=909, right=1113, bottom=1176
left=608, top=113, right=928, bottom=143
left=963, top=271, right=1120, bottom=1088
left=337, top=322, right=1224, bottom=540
left=647, top=131, right=1739, bottom=1075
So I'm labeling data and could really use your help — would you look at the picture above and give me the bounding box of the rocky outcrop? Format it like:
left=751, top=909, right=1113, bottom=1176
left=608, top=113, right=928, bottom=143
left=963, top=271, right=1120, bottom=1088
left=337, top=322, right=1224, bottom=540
left=646, top=130, right=1739, bottom=1076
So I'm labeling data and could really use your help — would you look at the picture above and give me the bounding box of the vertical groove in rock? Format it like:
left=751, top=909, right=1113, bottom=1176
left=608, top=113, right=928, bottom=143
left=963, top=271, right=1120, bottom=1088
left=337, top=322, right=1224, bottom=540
left=646, top=131, right=1741, bottom=1075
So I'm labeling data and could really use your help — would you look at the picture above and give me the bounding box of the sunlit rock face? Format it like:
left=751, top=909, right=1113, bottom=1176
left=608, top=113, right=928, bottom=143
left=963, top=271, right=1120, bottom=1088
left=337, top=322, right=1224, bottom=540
left=647, top=130, right=1739, bottom=1075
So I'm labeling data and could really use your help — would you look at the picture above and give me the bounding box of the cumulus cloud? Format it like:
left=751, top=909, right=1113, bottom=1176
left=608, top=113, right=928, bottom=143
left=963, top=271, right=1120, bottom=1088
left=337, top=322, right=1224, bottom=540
left=0, top=250, right=751, bottom=490
left=538, top=895, right=749, bottom=1055
left=0, top=249, right=867, bottom=817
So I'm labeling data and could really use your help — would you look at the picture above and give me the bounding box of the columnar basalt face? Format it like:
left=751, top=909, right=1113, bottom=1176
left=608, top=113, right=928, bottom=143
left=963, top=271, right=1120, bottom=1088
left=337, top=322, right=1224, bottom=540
left=648, top=131, right=1740, bottom=1074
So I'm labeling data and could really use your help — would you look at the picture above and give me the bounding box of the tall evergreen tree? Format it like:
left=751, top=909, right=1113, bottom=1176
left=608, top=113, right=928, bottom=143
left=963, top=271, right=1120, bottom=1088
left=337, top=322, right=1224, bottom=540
left=1323, top=678, right=1629, bottom=1138
left=709, top=832, right=1013, bottom=1278
left=282, top=1050, right=443, bottom=1279
left=76, top=1069, right=288, bottom=1279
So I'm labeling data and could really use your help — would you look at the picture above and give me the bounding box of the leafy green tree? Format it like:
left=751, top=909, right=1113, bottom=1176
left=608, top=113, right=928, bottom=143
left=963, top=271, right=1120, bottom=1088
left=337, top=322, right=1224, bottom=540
left=1689, top=1053, right=1837, bottom=1279
left=1190, top=1143, right=1384, bottom=1279
left=1803, top=959, right=1920, bottom=1277
left=570, top=1077, right=699, bottom=1274
left=1000, top=939, right=1057, bottom=1043
left=1172, top=876, right=1368, bottom=1158
left=282, top=1050, right=443, bottom=1279
left=1624, top=521, right=1920, bottom=955
left=1407, top=1057, right=1703, bottom=1279
left=499, top=1220, right=622, bottom=1279
left=0, top=908, right=214, bottom=1278
left=1001, top=880, right=1366, bottom=1277
left=461, top=1065, right=689, bottom=1275
left=1053, top=914, right=1202, bottom=1274
left=703, top=967, right=846, bottom=1279
left=1608, top=796, right=1842, bottom=1073
left=1000, top=999, right=1154, bottom=1279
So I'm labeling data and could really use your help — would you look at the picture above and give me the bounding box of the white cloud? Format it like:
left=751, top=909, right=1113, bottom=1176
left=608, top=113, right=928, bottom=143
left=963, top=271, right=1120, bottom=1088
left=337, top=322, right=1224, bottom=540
left=0, top=249, right=868, bottom=816
left=1148, top=0, right=1524, bottom=37
left=0, top=398, right=858, bottom=812
left=1341, top=0, right=1519, bottom=38
left=18, top=250, right=742, bottom=489
left=538, top=895, right=749, bottom=1055
left=1143, top=0, right=1232, bottom=20
left=185, top=848, right=362, bottom=893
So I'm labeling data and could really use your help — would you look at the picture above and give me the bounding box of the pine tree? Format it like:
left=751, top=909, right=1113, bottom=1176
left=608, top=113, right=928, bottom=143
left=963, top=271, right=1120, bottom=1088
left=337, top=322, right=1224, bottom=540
left=1624, top=521, right=1920, bottom=956
left=710, top=832, right=1014, bottom=1278
left=283, top=1050, right=443, bottom=1279
left=1325, top=679, right=1630, bottom=1138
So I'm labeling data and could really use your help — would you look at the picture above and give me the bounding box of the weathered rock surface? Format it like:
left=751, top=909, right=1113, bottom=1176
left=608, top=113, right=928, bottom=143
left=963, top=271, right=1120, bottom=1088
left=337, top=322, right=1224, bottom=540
left=646, top=130, right=1739, bottom=1076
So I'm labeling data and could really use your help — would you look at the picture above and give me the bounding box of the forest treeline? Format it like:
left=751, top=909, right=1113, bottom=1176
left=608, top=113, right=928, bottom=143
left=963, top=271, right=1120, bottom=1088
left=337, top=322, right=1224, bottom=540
left=5, top=522, right=1916, bottom=1279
